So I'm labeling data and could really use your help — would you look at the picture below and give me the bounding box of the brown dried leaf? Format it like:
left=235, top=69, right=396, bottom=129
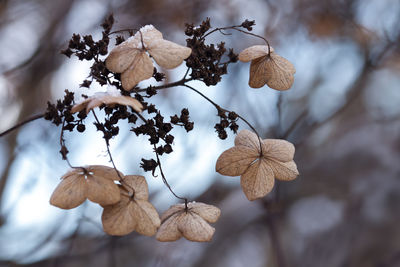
left=121, top=52, right=154, bottom=91
left=190, top=202, right=221, bottom=223
left=262, top=139, right=295, bottom=162
left=266, top=160, right=299, bottom=181
left=50, top=170, right=87, bottom=209
left=156, top=212, right=182, bottom=242
left=131, top=199, right=161, bottom=236
left=238, top=45, right=273, bottom=62
left=215, top=146, right=258, bottom=176
left=147, top=39, right=192, bottom=69
left=240, top=159, right=275, bottom=201
left=178, top=212, right=215, bottom=242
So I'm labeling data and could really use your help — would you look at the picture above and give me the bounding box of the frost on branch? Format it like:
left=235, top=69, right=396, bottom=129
left=239, top=45, right=296, bottom=90
left=101, top=175, right=160, bottom=236
left=156, top=202, right=221, bottom=242
left=50, top=165, right=122, bottom=209
left=216, top=129, right=299, bottom=201
left=106, top=25, right=192, bottom=91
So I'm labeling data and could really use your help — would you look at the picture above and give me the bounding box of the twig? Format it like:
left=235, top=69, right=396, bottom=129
left=0, top=113, right=44, bottom=138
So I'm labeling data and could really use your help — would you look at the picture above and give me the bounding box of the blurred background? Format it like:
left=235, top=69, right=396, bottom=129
left=0, top=0, right=400, bottom=266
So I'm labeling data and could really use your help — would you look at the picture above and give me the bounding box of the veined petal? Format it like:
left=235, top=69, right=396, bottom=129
left=122, top=175, right=149, bottom=200
left=101, top=95, right=143, bottom=113
left=190, top=202, right=221, bottom=223
left=156, top=212, right=183, bottom=242
left=88, top=165, right=122, bottom=181
left=132, top=199, right=161, bottom=236
left=249, top=56, right=270, bottom=88
left=238, top=45, right=273, bottom=62
left=215, top=146, right=258, bottom=176
left=266, top=159, right=299, bottom=181
left=234, top=129, right=262, bottom=151
left=178, top=213, right=215, bottom=242
left=265, top=52, right=295, bottom=91
left=160, top=204, right=185, bottom=222
left=147, top=39, right=192, bottom=69
left=106, top=44, right=142, bottom=73
left=121, top=52, right=154, bottom=91
left=262, top=139, right=295, bottom=162
left=86, top=175, right=121, bottom=206
left=50, top=172, right=87, bottom=209
left=101, top=195, right=136, bottom=236
left=240, top=159, right=275, bottom=201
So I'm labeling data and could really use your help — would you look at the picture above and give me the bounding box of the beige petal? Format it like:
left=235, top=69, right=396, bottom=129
left=85, top=99, right=104, bottom=113
left=70, top=99, right=90, bottom=114
left=238, top=45, right=273, bottom=62
left=240, top=159, right=275, bottom=201
left=101, top=195, right=136, bottom=236
left=190, top=202, right=221, bottom=223
left=121, top=52, right=154, bottom=91
left=249, top=56, right=270, bottom=89
left=147, top=39, right=191, bottom=69
left=50, top=171, right=87, bottom=209
left=102, top=95, right=143, bottom=113
left=160, top=204, right=185, bottom=222
left=106, top=43, right=141, bottom=73
left=156, top=213, right=183, bottom=242
left=178, top=212, right=215, bottom=242
left=140, top=25, right=163, bottom=43
left=266, top=159, right=299, bottom=181
left=262, top=139, right=295, bottom=162
left=215, top=146, right=258, bottom=176
left=132, top=199, right=161, bottom=236
left=121, top=175, right=149, bottom=200
left=234, top=129, right=262, bottom=151
left=265, top=52, right=295, bottom=91
left=88, top=165, right=122, bottom=181
left=86, top=175, right=121, bottom=205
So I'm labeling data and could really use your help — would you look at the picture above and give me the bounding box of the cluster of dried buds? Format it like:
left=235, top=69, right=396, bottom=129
left=47, top=16, right=299, bottom=242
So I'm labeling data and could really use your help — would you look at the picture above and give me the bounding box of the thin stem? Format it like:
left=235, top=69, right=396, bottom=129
left=183, top=84, right=264, bottom=155
left=0, top=113, right=44, bottom=138
left=59, top=118, right=74, bottom=168
left=135, top=78, right=193, bottom=93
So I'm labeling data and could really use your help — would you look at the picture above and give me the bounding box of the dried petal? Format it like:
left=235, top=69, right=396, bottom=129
left=50, top=170, right=87, bottom=209
left=266, top=160, right=299, bottom=181
left=156, top=212, right=182, bottom=242
left=238, top=45, right=273, bottom=62
left=121, top=175, right=149, bottom=200
left=262, top=139, right=295, bottom=162
left=147, top=39, right=192, bottom=69
left=121, top=52, right=154, bottom=91
left=86, top=175, right=121, bottom=206
left=190, top=202, right=221, bottom=223
left=132, top=199, right=161, bottom=236
left=240, top=159, right=275, bottom=201
left=106, top=44, right=141, bottom=73
left=160, top=204, right=185, bottom=221
left=101, top=95, right=143, bottom=113
left=249, top=56, right=270, bottom=89
left=234, top=129, right=262, bottom=151
left=178, top=212, right=215, bottom=242
left=215, top=146, right=258, bottom=176
left=102, top=195, right=136, bottom=236
left=265, top=52, right=295, bottom=91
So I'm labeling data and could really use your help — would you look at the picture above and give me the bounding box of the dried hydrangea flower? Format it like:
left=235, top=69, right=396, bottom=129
left=70, top=90, right=143, bottom=114
left=101, top=175, right=160, bottom=236
left=106, top=25, right=192, bottom=91
left=156, top=202, right=221, bottom=242
left=216, top=129, right=299, bottom=201
left=50, top=165, right=122, bottom=209
left=238, top=45, right=295, bottom=90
